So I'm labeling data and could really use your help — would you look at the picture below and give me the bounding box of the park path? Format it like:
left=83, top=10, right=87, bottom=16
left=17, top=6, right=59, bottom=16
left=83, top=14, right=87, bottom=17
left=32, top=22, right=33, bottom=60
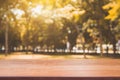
left=0, top=53, right=120, bottom=77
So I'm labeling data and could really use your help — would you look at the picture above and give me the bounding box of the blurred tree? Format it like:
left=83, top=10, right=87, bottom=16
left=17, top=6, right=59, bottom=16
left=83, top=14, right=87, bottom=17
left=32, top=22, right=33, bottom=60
left=103, top=0, right=120, bottom=54
left=0, top=0, right=21, bottom=53
left=79, top=0, right=110, bottom=56
left=1, top=0, right=119, bottom=55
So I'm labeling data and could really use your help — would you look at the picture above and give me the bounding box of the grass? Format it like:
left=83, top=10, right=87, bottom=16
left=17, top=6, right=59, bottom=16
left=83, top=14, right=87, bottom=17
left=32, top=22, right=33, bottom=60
left=35, top=52, right=120, bottom=59
left=0, top=52, right=120, bottom=60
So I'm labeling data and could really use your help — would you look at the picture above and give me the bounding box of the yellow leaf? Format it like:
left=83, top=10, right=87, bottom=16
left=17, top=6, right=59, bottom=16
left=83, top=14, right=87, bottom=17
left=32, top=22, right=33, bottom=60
left=104, top=0, right=120, bottom=21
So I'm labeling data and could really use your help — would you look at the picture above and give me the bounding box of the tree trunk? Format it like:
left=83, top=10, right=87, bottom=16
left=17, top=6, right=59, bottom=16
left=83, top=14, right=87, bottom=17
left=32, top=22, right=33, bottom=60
left=5, top=23, right=9, bottom=56
left=97, top=20, right=103, bottom=56
left=83, top=44, right=86, bottom=58
left=100, top=37, right=103, bottom=56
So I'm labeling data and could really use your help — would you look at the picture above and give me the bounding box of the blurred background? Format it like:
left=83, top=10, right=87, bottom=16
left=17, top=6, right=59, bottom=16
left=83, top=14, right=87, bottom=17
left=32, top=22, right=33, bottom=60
left=0, top=0, right=120, bottom=55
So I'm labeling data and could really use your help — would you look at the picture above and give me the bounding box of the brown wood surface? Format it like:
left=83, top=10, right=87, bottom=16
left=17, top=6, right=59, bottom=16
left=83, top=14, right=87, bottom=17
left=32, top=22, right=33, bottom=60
left=0, top=54, right=120, bottom=77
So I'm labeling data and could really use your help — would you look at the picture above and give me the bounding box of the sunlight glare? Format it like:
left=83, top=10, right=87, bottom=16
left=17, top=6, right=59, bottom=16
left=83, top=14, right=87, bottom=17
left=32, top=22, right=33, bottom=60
left=31, top=5, right=43, bottom=17
left=11, top=9, right=24, bottom=19
left=71, top=0, right=77, bottom=3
